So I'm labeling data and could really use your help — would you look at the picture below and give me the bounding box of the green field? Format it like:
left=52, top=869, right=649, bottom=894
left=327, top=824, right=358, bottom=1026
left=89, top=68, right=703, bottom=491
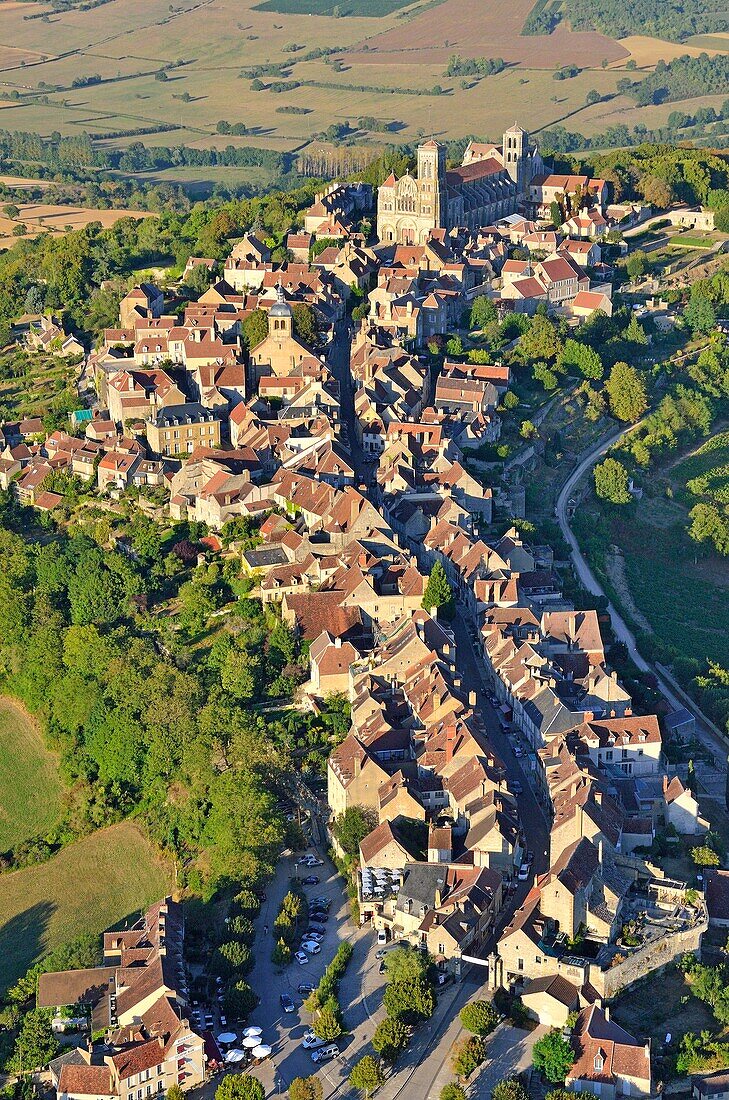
left=669, top=233, right=717, bottom=249
left=0, top=822, right=174, bottom=993
left=0, top=699, right=64, bottom=854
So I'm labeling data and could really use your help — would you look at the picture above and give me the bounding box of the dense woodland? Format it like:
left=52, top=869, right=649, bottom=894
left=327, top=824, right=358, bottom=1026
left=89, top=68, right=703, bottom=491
left=0, top=501, right=351, bottom=889
left=561, top=0, right=728, bottom=42
left=622, top=55, right=729, bottom=108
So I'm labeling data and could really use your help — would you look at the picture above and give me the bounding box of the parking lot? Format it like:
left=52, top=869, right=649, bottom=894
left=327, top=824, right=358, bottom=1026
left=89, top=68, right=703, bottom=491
left=194, top=839, right=384, bottom=1098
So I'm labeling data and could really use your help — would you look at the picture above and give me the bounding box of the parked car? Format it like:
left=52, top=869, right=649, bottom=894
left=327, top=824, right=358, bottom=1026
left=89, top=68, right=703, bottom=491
left=302, top=941, right=321, bottom=955
left=377, top=930, right=388, bottom=945
left=305, top=931, right=324, bottom=943
left=302, top=1030, right=326, bottom=1050
left=280, top=993, right=295, bottom=1013
left=379, top=961, right=387, bottom=974
left=436, top=972, right=453, bottom=987
left=295, top=951, right=309, bottom=965
left=511, top=781, right=523, bottom=794
left=204, top=1014, right=214, bottom=1028
left=302, top=876, right=320, bottom=886
left=307, top=858, right=324, bottom=867
left=309, top=908, right=329, bottom=920
left=308, top=924, right=326, bottom=936
left=518, top=861, right=532, bottom=881
left=296, top=855, right=315, bottom=865
left=219, top=1015, right=227, bottom=1028
left=311, top=1044, right=339, bottom=1064
left=311, top=897, right=331, bottom=909
left=297, top=982, right=316, bottom=995
left=514, top=746, right=524, bottom=758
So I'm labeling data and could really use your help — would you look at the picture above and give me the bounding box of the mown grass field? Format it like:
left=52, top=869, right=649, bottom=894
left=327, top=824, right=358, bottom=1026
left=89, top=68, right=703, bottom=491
left=0, top=822, right=174, bottom=992
left=0, top=698, right=64, bottom=854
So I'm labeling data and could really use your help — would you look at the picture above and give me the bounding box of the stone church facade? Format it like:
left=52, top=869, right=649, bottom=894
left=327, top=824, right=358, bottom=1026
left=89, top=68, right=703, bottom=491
left=377, top=124, right=544, bottom=245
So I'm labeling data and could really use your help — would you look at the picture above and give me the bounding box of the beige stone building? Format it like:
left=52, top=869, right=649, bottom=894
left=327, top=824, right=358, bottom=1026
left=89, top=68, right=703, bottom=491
left=146, top=403, right=221, bottom=457
left=249, top=286, right=315, bottom=379
left=377, top=127, right=542, bottom=245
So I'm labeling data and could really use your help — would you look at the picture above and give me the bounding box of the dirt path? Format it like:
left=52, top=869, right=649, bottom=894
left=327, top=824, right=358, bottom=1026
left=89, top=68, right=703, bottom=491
left=604, top=546, right=654, bottom=634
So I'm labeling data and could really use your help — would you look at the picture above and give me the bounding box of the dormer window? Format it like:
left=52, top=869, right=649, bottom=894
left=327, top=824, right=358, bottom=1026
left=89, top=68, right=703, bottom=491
left=594, top=1053, right=604, bottom=1072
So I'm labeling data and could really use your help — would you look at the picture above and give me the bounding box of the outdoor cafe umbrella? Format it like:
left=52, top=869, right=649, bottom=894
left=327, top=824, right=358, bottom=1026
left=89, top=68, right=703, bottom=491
left=242, top=1036, right=260, bottom=1048
left=217, top=1033, right=237, bottom=1045
left=251, top=1045, right=272, bottom=1059
left=243, top=1026, right=263, bottom=1037
left=224, top=1050, right=245, bottom=1064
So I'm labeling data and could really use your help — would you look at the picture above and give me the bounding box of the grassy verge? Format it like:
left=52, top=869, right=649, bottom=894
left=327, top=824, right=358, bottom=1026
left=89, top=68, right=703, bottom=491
left=0, top=698, right=64, bottom=853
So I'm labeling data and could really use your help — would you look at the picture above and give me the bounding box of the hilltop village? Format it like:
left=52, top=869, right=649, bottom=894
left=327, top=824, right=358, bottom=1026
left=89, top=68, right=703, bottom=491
left=2, top=123, right=728, bottom=1100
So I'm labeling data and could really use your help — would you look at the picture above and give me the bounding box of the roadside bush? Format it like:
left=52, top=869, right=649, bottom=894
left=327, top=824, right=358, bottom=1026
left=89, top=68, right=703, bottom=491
left=307, top=941, right=354, bottom=1010
left=372, top=1016, right=409, bottom=1063
left=312, top=998, right=343, bottom=1041
left=271, top=938, right=291, bottom=967
left=459, top=1000, right=499, bottom=1035
left=452, top=1035, right=486, bottom=1078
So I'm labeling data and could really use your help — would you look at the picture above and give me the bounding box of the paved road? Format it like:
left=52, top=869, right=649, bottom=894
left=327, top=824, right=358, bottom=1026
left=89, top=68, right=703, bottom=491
left=555, top=425, right=728, bottom=760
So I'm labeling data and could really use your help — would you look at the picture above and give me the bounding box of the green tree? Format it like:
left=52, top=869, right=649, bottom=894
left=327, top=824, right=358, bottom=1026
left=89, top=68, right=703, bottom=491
left=685, top=291, right=717, bottom=336
left=292, top=302, right=317, bottom=344
left=688, top=504, right=729, bottom=556
left=332, top=805, right=378, bottom=856
left=605, top=361, right=648, bottom=422
left=470, top=295, right=497, bottom=330
left=625, top=315, right=648, bottom=347
left=422, top=560, right=454, bottom=618
left=383, top=974, right=435, bottom=1023
left=372, top=1017, right=409, bottom=1063
left=313, top=1003, right=343, bottom=1041
left=289, top=1078, right=323, bottom=1100
left=559, top=337, right=603, bottom=380
left=272, top=938, right=291, bottom=966
left=520, top=419, right=538, bottom=440
left=167, top=1087, right=184, bottom=1100
left=692, top=845, right=721, bottom=868
left=492, top=1078, right=529, bottom=1100
left=459, top=1000, right=499, bottom=1036
left=215, top=1075, right=265, bottom=1100
left=446, top=335, right=464, bottom=357
left=440, top=1085, right=467, bottom=1100
left=626, top=250, right=647, bottom=280
left=349, top=1055, right=385, bottom=1098
left=594, top=457, right=632, bottom=504
left=452, top=1035, right=486, bottom=1078
left=224, top=980, right=258, bottom=1018
left=242, top=309, right=268, bottom=348
left=532, top=1029, right=575, bottom=1083
left=519, top=315, right=563, bottom=362
left=9, top=1009, right=59, bottom=1072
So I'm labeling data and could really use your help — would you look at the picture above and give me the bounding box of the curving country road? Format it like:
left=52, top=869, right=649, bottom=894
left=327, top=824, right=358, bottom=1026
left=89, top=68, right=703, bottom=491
left=555, top=424, right=727, bottom=757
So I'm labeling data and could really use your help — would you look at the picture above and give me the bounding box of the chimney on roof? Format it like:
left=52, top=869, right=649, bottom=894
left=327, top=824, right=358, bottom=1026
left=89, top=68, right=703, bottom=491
left=469, top=691, right=477, bottom=707
left=594, top=790, right=602, bottom=805
left=430, top=606, right=438, bottom=621
left=605, top=1005, right=610, bottom=1020
left=334, top=636, right=342, bottom=649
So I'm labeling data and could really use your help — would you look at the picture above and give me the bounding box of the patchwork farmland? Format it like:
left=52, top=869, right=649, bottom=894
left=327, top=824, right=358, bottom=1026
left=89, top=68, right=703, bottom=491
left=0, top=0, right=726, bottom=189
